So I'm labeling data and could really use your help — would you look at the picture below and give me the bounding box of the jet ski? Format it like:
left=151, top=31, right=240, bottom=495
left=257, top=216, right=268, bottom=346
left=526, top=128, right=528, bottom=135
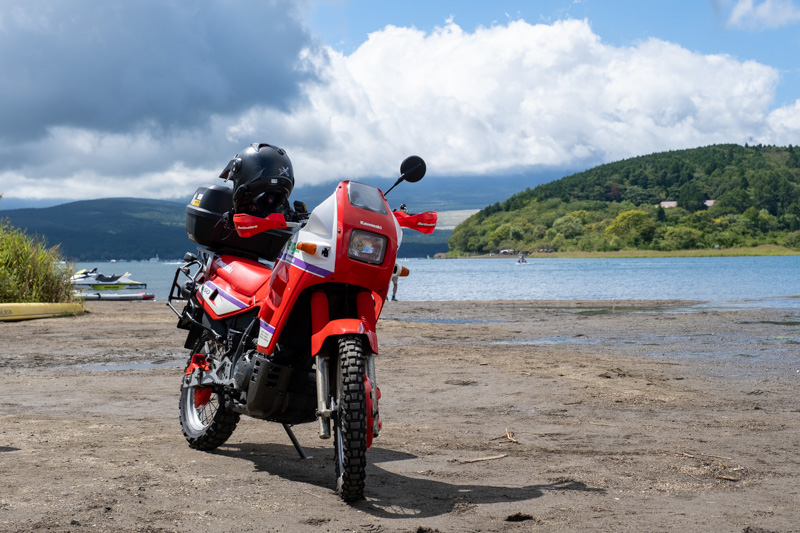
left=71, top=268, right=147, bottom=291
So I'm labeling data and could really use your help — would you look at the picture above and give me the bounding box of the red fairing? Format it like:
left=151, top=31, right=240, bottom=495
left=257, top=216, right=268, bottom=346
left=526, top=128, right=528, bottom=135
left=199, top=255, right=271, bottom=321
left=393, top=210, right=438, bottom=234
left=213, top=255, right=272, bottom=296
left=257, top=181, right=400, bottom=355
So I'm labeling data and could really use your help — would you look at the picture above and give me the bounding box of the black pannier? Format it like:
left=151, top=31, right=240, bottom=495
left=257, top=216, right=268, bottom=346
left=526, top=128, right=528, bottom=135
left=185, top=184, right=292, bottom=261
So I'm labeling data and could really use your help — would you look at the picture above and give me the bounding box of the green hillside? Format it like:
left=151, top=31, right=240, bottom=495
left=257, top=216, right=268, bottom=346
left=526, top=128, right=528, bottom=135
left=449, top=144, right=800, bottom=255
left=0, top=198, right=187, bottom=261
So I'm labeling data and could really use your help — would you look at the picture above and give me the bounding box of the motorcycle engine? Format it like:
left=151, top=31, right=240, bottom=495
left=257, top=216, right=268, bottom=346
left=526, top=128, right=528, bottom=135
left=232, top=351, right=255, bottom=391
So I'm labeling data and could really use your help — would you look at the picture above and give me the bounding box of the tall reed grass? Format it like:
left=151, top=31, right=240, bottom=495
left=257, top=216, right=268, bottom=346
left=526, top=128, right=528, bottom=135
left=0, top=219, right=76, bottom=303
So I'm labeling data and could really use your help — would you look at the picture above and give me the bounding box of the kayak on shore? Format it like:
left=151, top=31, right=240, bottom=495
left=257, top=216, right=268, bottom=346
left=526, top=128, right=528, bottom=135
left=0, top=302, right=84, bottom=321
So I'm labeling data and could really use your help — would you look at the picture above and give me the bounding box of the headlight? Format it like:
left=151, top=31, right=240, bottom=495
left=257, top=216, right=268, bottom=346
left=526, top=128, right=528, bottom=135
left=348, top=230, right=387, bottom=265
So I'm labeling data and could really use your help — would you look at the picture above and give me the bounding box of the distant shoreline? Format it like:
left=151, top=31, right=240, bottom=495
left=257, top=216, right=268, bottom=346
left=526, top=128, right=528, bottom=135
left=440, top=244, right=800, bottom=259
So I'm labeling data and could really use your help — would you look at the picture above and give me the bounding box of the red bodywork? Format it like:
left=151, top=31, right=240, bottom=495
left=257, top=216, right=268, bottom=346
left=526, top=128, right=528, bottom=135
left=197, top=255, right=273, bottom=322
left=192, top=180, right=436, bottom=447
left=255, top=181, right=403, bottom=357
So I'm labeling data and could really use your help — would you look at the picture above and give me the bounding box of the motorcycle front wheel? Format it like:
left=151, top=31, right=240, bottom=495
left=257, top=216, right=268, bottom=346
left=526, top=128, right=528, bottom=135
left=333, top=335, right=368, bottom=502
left=179, top=334, right=240, bottom=451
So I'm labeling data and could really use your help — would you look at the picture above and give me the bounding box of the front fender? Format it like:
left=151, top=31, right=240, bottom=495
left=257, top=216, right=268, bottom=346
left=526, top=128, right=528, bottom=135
left=311, top=318, right=378, bottom=356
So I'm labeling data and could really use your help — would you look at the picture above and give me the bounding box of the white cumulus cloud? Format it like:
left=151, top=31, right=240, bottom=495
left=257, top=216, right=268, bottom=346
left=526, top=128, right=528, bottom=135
left=230, top=18, right=799, bottom=185
left=727, top=0, right=800, bottom=29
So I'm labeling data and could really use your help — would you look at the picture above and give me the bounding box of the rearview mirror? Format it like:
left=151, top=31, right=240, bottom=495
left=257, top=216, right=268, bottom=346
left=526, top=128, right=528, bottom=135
left=384, top=155, right=426, bottom=196
left=400, top=155, right=426, bottom=183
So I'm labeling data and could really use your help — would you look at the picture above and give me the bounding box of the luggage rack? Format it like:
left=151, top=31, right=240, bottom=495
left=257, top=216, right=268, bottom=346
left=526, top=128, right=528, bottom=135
left=166, top=249, right=220, bottom=341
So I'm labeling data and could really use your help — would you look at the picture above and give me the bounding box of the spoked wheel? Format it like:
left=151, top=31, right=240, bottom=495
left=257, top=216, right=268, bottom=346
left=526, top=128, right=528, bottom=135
left=333, top=335, right=368, bottom=502
left=179, top=335, right=240, bottom=451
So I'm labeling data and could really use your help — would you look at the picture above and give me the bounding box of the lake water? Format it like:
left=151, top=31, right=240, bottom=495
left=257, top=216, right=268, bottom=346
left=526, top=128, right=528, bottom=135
left=76, top=255, right=800, bottom=310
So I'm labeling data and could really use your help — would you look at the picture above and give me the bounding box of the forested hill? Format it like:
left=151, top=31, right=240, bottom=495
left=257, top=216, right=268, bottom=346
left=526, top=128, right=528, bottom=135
left=0, top=198, right=188, bottom=261
left=449, top=144, right=800, bottom=255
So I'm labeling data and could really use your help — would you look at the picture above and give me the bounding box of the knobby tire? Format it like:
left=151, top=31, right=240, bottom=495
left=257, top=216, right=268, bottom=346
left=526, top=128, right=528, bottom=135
left=334, top=335, right=368, bottom=502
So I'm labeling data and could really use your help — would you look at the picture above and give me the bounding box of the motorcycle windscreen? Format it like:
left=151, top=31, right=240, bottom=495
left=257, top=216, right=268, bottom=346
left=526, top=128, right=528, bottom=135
left=347, top=181, right=388, bottom=215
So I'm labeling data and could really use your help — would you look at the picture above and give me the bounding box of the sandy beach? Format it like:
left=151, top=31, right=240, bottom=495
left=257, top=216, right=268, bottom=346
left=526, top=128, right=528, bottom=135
left=1, top=299, right=799, bottom=532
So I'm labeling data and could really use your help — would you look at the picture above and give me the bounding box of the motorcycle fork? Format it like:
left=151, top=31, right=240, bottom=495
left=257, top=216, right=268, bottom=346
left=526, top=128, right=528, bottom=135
left=316, top=355, right=332, bottom=439
left=365, top=353, right=379, bottom=439
left=312, top=291, right=333, bottom=439
left=311, top=290, right=380, bottom=440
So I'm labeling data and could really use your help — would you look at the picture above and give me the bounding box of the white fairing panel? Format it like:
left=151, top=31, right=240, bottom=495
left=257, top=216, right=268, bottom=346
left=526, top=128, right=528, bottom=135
left=199, top=280, right=248, bottom=317
left=277, top=190, right=338, bottom=277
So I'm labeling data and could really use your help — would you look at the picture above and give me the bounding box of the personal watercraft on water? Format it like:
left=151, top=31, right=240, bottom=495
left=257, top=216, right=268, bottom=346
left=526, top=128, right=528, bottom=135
left=71, top=268, right=147, bottom=290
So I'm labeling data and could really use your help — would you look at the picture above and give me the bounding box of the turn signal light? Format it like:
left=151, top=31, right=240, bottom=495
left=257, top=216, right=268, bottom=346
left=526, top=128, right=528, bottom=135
left=296, top=242, right=318, bottom=255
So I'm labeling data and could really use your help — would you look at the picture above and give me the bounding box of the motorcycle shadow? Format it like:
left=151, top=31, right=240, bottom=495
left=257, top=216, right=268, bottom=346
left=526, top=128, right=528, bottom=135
left=215, top=442, right=604, bottom=518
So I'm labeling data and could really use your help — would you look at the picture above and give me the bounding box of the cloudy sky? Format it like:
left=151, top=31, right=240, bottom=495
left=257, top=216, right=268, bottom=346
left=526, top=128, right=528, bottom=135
left=1, top=0, right=799, bottom=206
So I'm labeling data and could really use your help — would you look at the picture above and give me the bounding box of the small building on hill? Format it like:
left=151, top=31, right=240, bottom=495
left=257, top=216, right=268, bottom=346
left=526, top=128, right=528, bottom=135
left=658, top=200, right=715, bottom=209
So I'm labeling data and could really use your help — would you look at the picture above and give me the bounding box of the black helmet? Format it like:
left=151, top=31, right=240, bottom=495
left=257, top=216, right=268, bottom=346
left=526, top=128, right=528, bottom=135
left=220, top=143, right=294, bottom=216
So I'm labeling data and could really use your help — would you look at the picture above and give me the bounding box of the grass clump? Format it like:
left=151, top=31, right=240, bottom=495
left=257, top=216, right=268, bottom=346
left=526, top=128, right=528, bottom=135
left=0, top=219, right=76, bottom=303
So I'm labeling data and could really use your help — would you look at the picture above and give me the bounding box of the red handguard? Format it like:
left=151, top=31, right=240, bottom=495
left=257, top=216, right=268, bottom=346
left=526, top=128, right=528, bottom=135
left=393, top=210, right=437, bottom=234
left=233, top=213, right=288, bottom=237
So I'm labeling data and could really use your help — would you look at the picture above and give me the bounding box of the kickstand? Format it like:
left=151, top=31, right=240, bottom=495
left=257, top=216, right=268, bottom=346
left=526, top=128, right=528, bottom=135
left=283, top=423, right=312, bottom=460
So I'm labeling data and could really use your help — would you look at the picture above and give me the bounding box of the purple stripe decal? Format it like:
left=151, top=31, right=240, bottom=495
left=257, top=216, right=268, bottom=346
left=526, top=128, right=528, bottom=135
left=205, top=281, right=248, bottom=310
left=260, top=319, right=275, bottom=334
left=279, top=252, right=334, bottom=278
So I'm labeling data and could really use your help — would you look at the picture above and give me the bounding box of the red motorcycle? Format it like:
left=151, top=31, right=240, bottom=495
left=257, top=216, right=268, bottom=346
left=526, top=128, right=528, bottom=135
left=168, top=154, right=436, bottom=501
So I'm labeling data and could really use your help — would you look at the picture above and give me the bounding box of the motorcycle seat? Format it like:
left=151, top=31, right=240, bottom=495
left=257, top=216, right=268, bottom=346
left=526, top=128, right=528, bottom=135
left=214, top=255, right=272, bottom=297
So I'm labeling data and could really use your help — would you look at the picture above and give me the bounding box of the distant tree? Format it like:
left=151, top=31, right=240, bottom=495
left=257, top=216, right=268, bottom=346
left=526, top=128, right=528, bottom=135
left=552, top=214, right=583, bottom=239
left=622, top=185, right=651, bottom=206
left=549, top=232, right=567, bottom=251
left=750, top=171, right=795, bottom=216
left=787, top=145, right=800, bottom=168
left=678, top=182, right=706, bottom=212
left=661, top=226, right=703, bottom=250
left=715, top=188, right=751, bottom=213
left=780, top=214, right=800, bottom=232
left=782, top=231, right=800, bottom=249
left=605, top=210, right=656, bottom=244
left=607, top=183, right=622, bottom=202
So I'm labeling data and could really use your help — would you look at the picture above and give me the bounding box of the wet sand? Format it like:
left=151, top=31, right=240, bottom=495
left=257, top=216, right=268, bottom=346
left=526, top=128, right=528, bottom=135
left=1, top=300, right=799, bottom=532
